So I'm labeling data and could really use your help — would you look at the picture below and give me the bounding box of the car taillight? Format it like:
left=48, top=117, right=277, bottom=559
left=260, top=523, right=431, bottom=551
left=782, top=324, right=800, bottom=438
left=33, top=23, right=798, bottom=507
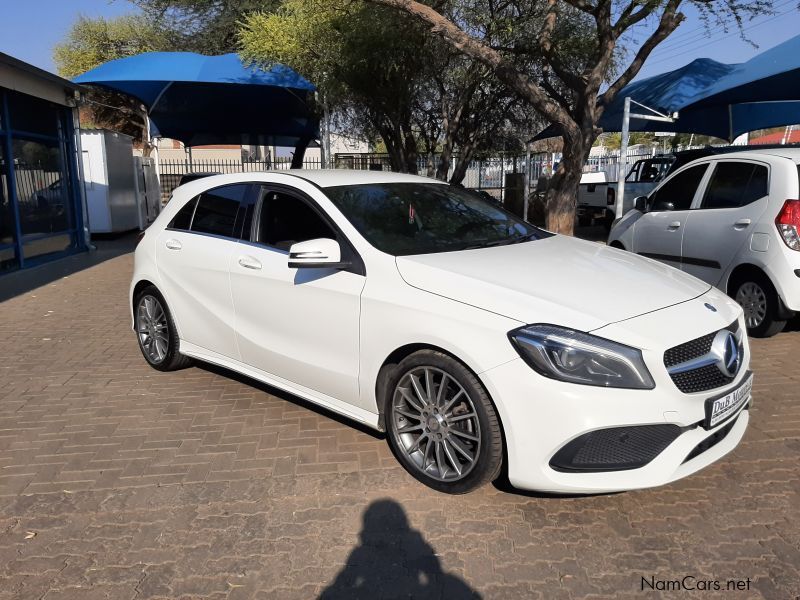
left=607, top=187, right=615, bottom=206
left=776, top=200, right=800, bottom=250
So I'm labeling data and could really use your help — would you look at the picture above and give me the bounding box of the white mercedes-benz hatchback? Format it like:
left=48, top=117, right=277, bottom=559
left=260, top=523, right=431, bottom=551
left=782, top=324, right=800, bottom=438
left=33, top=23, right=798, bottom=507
left=131, top=170, right=752, bottom=494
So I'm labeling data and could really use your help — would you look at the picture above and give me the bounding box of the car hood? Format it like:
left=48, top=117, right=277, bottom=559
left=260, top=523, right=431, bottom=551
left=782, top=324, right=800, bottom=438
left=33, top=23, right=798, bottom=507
left=395, top=235, right=711, bottom=331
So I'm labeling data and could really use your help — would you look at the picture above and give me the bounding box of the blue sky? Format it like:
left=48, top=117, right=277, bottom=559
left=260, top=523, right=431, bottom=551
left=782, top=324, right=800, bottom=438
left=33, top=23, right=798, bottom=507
left=0, top=0, right=798, bottom=80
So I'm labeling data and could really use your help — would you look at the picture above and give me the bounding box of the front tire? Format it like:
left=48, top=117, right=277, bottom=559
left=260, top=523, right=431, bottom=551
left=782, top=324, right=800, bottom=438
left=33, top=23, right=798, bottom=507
left=732, top=274, right=786, bottom=338
left=385, top=350, right=503, bottom=494
left=134, top=286, right=193, bottom=371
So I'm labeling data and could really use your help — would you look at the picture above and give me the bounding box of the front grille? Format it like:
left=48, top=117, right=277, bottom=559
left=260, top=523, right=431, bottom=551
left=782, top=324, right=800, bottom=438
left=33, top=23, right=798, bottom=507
left=664, top=321, right=740, bottom=394
left=682, top=413, right=741, bottom=463
left=670, top=364, right=733, bottom=394
left=550, top=424, right=682, bottom=472
left=664, top=321, right=739, bottom=368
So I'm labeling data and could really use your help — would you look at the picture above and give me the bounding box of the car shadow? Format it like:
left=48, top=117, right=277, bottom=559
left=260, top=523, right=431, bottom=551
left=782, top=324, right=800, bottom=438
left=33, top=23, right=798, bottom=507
left=194, top=361, right=384, bottom=439
left=319, top=499, right=480, bottom=599
left=195, top=361, right=622, bottom=499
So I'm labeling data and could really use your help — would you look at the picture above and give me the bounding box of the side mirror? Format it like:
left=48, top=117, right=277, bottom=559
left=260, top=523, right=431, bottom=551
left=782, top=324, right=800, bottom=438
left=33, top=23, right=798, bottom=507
left=288, top=238, right=349, bottom=269
left=633, top=196, right=648, bottom=212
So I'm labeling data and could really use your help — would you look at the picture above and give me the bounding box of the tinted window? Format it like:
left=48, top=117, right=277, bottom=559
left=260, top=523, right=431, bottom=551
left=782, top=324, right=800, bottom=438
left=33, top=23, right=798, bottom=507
left=190, top=184, right=247, bottom=237
left=169, top=198, right=197, bottom=230
left=701, top=162, right=768, bottom=209
left=324, top=182, right=549, bottom=256
left=257, top=188, right=336, bottom=250
left=6, top=91, right=60, bottom=137
left=649, top=164, right=707, bottom=211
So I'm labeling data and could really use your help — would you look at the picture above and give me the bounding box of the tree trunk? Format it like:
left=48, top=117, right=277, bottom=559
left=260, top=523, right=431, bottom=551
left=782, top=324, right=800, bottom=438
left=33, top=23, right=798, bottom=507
left=544, top=136, right=588, bottom=235
left=449, top=144, right=476, bottom=185
left=425, top=152, right=436, bottom=177
left=291, top=136, right=311, bottom=169
left=435, top=142, right=452, bottom=181
left=402, top=122, right=419, bottom=173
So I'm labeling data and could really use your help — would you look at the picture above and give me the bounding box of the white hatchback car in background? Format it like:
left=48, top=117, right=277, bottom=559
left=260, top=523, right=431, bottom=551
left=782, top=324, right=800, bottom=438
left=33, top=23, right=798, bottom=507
left=131, top=170, right=752, bottom=494
left=609, top=148, right=800, bottom=337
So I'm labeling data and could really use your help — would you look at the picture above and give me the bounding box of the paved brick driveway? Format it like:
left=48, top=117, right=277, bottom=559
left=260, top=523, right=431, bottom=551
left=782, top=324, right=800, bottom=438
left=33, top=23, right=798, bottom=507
left=1, top=242, right=798, bottom=599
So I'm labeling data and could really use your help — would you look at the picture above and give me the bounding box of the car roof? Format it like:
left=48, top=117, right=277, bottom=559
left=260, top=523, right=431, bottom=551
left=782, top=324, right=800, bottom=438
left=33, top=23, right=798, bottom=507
left=178, top=169, right=445, bottom=190
left=677, top=145, right=800, bottom=164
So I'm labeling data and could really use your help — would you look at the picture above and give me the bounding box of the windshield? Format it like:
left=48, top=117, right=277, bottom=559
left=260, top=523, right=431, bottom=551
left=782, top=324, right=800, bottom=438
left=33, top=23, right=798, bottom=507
left=323, top=182, right=550, bottom=256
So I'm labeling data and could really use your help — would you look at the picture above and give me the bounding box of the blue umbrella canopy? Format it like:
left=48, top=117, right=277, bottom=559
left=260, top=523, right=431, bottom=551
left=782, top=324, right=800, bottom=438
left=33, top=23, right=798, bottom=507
left=597, top=58, right=737, bottom=136
left=534, top=33, right=800, bottom=141
left=74, top=52, right=319, bottom=147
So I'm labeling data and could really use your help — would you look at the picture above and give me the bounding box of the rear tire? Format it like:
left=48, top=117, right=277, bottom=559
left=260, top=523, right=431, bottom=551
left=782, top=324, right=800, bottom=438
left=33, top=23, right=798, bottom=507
left=731, top=273, right=786, bottom=338
left=384, top=350, right=503, bottom=494
left=134, top=285, right=193, bottom=371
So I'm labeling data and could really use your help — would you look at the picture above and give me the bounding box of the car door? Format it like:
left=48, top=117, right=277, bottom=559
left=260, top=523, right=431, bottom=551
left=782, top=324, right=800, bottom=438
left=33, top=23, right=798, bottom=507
left=631, top=163, right=710, bottom=269
left=155, top=183, right=250, bottom=360
left=680, top=160, right=771, bottom=286
left=229, top=184, right=366, bottom=404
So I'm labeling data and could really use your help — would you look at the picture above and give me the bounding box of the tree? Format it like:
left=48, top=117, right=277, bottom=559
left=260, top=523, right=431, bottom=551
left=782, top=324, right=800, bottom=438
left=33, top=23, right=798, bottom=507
left=129, top=0, right=279, bottom=54
left=240, top=0, right=541, bottom=177
left=54, top=3, right=270, bottom=144
left=360, top=0, right=770, bottom=234
left=54, top=15, right=174, bottom=144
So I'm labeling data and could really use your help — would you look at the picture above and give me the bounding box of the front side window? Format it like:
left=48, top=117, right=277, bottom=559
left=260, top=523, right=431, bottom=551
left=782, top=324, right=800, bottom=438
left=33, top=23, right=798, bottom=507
left=649, top=164, right=707, bottom=212
left=324, top=182, right=549, bottom=256
left=256, top=188, right=336, bottom=251
left=701, top=162, right=768, bottom=209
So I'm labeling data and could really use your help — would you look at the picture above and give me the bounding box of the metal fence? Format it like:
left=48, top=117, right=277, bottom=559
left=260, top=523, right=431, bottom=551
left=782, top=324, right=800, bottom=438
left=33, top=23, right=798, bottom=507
left=157, top=153, right=555, bottom=204
left=158, top=157, right=322, bottom=202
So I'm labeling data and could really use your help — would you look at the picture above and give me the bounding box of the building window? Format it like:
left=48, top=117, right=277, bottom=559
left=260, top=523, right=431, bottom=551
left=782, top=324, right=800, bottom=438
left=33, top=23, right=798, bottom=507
left=0, top=87, right=81, bottom=271
left=0, top=143, right=17, bottom=271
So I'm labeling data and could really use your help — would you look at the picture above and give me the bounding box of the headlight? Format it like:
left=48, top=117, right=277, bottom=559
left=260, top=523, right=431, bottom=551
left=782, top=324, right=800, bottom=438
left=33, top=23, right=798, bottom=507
left=508, top=324, right=655, bottom=389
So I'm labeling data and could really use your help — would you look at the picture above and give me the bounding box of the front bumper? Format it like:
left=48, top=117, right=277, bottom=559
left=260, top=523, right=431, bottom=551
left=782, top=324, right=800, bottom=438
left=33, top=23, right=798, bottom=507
left=481, top=357, right=750, bottom=494
left=481, top=290, right=751, bottom=494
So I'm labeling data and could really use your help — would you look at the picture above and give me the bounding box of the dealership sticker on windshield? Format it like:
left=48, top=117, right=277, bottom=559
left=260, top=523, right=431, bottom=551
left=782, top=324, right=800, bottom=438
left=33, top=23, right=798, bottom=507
left=705, top=372, right=753, bottom=429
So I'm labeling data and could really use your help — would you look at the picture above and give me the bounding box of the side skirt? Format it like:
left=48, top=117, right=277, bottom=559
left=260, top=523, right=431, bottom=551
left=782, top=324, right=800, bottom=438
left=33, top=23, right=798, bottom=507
left=179, top=341, right=382, bottom=431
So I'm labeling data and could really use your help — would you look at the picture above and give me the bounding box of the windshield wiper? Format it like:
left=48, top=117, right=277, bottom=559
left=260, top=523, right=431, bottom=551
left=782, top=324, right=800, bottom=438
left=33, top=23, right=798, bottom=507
left=460, top=238, right=516, bottom=250
left=459, top=231, right=539, bottom=251
left=510, top=232, right=539, bottom=244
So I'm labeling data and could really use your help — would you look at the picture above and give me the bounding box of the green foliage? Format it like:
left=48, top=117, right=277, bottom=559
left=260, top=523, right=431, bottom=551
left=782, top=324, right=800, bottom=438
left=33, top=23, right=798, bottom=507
left=53, top=14, right=171, bottom=79
left=131, top=0, right=278, bottom=54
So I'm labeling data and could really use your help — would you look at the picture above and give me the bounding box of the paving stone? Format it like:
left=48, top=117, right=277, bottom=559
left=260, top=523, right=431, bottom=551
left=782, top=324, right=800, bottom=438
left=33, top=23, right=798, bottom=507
left=0, top=243, right=798, bottom=598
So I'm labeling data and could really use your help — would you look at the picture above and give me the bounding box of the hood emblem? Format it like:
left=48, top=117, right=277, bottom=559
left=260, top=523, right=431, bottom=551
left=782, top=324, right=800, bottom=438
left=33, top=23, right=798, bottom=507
left=704, top=303, right=717, bottom=312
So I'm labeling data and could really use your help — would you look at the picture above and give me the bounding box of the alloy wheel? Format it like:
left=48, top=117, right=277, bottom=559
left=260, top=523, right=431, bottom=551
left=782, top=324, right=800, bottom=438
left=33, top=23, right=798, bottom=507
left=136, top=295, right=169, bottom=364
left=391, top=367, right=481, bottom=482
left=736, top=282, right=767, bottom=329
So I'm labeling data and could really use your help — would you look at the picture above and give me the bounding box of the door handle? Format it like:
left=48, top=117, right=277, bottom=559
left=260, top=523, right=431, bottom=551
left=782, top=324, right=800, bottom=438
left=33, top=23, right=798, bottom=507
left=733, top=218, right=751, bottom=229
left=238, top=255, right=262, bottom=270
left=165, top=238, right=182, bottom=250
left=667, top=221, right=681, bottom=229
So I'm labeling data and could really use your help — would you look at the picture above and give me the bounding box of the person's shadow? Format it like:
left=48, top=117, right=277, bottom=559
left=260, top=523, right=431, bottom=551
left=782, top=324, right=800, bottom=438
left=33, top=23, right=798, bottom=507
left=319, top=499, right=480, bottom=599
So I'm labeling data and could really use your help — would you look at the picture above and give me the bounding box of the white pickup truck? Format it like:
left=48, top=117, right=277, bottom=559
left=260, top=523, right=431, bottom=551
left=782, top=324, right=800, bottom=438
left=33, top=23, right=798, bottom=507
left=607, top=156, right=675, bottom=214
left=577, top=156, right=675, bottom=229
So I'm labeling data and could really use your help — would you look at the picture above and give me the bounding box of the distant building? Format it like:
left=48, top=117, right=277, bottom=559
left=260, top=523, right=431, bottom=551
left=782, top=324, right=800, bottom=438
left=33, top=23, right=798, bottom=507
left=0, top=52, right=87, bottom=274
left=749, top=127, right=800, bottom=145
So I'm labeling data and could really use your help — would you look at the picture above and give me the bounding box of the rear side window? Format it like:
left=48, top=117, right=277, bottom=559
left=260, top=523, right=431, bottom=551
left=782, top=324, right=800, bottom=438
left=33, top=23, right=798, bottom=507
left=650, top=164, right=707, bottom=211
left=701, top=162, right=769, bottom=209
left=190, top=184, right=248, bottom=237
left=168, top=198, right=197, bottom=230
